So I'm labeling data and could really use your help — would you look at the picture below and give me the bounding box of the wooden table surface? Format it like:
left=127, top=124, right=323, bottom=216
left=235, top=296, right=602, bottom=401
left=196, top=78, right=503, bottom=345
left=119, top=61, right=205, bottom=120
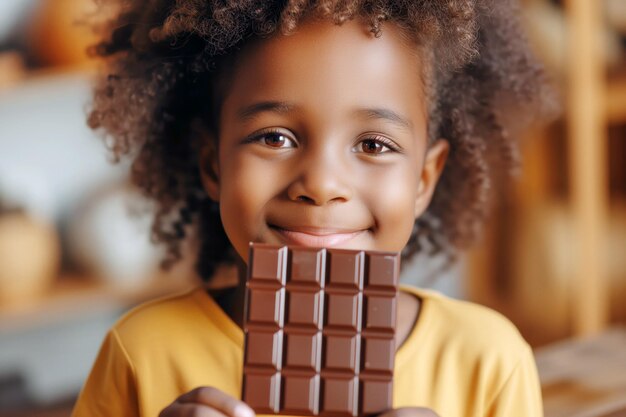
left=536, top=326, right=626, bottom=417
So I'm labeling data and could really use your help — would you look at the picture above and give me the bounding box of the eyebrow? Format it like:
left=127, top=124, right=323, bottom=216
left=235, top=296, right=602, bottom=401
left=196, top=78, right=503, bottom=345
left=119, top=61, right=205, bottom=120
left=356, top=107, right=413, bottom=132
left=236, top=101, right=414, bottom=132
left=237, top=101, right=296, bottom=121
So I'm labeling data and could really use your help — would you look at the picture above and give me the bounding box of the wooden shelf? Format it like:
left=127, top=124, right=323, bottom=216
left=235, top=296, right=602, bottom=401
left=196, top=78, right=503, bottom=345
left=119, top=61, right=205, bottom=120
left=0, top=273, right=197, bottom=332
left=468, top=0, right=626, bottom=342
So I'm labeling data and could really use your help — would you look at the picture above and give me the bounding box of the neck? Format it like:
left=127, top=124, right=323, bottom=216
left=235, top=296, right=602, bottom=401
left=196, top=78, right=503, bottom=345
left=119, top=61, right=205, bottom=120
left=210, top=257, right=247, bottom=329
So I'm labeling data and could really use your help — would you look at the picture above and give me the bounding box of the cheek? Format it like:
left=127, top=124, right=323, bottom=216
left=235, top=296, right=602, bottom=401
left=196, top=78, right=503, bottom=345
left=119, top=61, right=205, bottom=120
left=363, top=163, right=420, bottom=249
left=220, top=157, right=265, bottom=254
left=217, top=154, right=286, bottom=254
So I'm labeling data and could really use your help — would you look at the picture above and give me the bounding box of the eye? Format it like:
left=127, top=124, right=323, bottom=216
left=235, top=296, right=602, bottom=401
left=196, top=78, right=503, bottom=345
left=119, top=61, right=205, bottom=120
left=247, top=129, right=297, bottom=149
left=354, top=136, right=400, bottom=155
left=360, top=139, right=385, bottom=154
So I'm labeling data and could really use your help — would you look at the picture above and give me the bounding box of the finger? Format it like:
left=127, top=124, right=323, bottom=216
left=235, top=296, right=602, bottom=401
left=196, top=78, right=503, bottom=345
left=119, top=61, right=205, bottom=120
left=177, top=387, right=255, bottom=417
left=160, top=402, right=229, bottom=417
left=377, top=407, right=440, bottom=417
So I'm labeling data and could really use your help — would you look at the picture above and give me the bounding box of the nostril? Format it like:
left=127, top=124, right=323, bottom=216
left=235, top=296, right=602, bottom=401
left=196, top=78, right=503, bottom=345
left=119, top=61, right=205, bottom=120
left=296, top=195, right=315, bottom=204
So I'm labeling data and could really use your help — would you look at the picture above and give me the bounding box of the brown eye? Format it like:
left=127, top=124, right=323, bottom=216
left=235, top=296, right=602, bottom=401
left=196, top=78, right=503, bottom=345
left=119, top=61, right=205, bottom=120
left=250, top=130, right=297, bottom=149
left=245, top=128, right=297, bottom=149
left=263, top=133, right=287, bottom=147
left=352, top=135, right=400, bottom=156
left=361, top=139, right=385, bottom=154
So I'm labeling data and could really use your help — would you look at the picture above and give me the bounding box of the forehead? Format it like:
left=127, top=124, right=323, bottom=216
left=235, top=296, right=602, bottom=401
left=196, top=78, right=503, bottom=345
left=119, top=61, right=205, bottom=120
left=222, top=18, right=428, bottom=124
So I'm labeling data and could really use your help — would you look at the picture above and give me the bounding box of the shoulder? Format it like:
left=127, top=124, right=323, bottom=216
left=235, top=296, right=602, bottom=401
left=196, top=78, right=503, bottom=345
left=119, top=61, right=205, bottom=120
left=405, top=286, right=531, bottom=369
left=397, top=287, right=542, bottom=415
left=110, top=287, right=209, bottom=349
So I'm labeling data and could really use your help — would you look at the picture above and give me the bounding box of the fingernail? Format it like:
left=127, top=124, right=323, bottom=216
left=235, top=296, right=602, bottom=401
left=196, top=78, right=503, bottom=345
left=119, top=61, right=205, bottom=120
left=235, top=404, right=255, bottom=417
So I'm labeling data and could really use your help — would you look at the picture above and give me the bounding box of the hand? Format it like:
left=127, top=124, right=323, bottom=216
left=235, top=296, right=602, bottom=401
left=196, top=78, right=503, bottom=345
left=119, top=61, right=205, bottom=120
left=379, top=407, right=440, bottom=417
left=159, top=387, right=256, bottom=417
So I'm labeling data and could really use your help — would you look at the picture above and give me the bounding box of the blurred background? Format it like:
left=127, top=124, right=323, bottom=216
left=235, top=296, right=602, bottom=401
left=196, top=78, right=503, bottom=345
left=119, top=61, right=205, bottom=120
left=0, top=0, right=624, bottom=416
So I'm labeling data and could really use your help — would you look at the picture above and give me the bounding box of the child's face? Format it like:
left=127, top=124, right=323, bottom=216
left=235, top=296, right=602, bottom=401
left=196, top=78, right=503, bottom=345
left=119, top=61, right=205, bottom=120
left=201, top=19, right=448, bottom=263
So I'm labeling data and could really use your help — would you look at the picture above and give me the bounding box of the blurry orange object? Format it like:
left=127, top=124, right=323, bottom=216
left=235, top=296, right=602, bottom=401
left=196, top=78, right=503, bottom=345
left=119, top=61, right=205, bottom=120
left=28, top=0, right=100, bottom=68
left=0, top=212, right=60, bottom=305
left=0, top=51, right=25, bottom=89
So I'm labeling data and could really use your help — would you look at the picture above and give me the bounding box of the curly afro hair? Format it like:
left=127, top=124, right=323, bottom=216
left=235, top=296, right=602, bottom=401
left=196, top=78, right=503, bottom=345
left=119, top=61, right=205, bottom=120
left=88, top=0, right=555, bottom=282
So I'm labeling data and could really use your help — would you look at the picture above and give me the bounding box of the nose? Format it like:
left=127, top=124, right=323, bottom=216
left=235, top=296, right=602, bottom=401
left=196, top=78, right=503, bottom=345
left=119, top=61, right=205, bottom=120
left=286, top=150, right=353, bottom=206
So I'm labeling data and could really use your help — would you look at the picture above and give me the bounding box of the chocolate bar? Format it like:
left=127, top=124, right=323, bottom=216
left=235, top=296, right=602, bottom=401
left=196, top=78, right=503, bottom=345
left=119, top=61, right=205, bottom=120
left=242, top=243, right=400, bottom=417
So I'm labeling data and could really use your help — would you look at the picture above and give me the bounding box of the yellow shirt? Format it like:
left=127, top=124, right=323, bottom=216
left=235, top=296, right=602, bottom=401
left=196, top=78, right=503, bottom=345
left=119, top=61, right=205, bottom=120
left=72, top=285, right=543, bottom=417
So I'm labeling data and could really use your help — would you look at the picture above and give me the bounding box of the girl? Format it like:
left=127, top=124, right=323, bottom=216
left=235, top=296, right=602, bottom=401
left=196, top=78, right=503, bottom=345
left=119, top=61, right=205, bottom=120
left=73, top=1, right=554, bottom=416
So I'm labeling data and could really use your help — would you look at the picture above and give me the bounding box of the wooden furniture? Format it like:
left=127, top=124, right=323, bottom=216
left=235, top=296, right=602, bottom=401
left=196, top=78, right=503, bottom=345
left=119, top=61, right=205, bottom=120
left=467, top=0, right=625, bottom=345
left=0, top=273, right=196, bottom=332
left=565, top=0, right=610, bottom=337
left=536, top=327, right=626, bottom=417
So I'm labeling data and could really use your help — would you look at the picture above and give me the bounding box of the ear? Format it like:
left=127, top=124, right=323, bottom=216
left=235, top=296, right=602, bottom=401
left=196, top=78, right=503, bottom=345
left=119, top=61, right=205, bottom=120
left=414, top=139, right=449, bottom=218
left=199, top=136, right=221, bottom=202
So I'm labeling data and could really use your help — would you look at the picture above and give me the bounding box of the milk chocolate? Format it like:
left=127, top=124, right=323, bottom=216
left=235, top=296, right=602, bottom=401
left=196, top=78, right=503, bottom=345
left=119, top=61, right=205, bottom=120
left=242, top=243, right=400, bottom=416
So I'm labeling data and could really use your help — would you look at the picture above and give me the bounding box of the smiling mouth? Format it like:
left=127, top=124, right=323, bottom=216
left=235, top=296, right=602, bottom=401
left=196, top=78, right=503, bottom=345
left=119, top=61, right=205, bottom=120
left=269, top=225, right=367, bottom=247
